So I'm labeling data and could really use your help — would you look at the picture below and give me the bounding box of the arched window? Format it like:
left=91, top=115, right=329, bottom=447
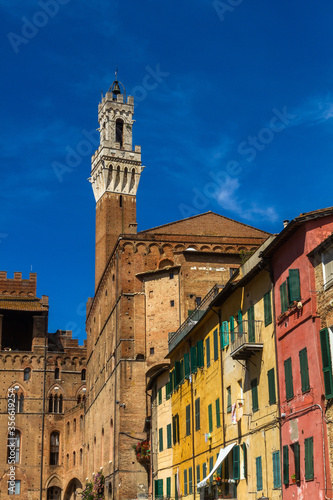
left=49, top=391, right=63, bottom=413
left=80, top=448, right=83, bottom=465
left=116, top=119, right=124, bottom=147
left=49, top=395, right=53, bottom=413
left=66, top=453, right=69, bottom=467
left=73, top=451, right=76, bottom=466
left=24, top=368, right=31, bottom=381
left=50, top=432, right=59, bottom=465
left=77, top=395, right=81, bottom=404
left=67, top=422, right=70, bottom=436
left=54, top=368, right=60, bottom=380
left=73, top=418, right=76, bottom=432
left=8, top=430, right=20, bottom=463
left=53, top=394, right=58, bottom=413
left=80, top=415, right=84, bottom=431
left=81, top=369, right=86, bottom=381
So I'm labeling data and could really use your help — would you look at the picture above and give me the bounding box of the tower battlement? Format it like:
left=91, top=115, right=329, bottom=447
left=0, top=271, right=38, bottom=297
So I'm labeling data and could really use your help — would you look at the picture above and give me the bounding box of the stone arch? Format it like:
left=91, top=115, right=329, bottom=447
left=47, top=384, right=64, bottom=397
left=46, top=473, right=62, bottom=489
left=175, top=244, right=185, bottom=251
left=212, top=246, right=223, bottom=252
left=200, top=245, right=211, bottom=251
left=162, top=243, right=173, bottom=257
left=225, top=246, right=235, bottom=253
left=158, top=259, right=174, bottom=269
left=186, top=245, right=198, bottom=251
left=63, top=478, right=83, bottom=500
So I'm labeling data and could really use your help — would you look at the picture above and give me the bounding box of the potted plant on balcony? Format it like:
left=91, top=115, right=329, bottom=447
left=291, top=474, right=296, bottom=484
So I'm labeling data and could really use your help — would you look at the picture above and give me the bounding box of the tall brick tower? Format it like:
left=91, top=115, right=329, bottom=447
left=90, top=76, right=144, bottom=288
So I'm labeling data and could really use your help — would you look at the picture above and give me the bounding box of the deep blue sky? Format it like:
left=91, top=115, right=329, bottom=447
left=1, top=1, right=333, bottom=343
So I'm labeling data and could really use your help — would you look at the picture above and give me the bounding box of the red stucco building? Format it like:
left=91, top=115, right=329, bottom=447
left=262, top=208, right=333, bottom=499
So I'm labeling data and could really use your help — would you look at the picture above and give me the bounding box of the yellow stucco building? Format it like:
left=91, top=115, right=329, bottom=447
left=166, top=238, right=282, bottom=500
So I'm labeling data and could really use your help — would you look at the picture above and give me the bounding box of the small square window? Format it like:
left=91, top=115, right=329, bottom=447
left=150, top=347, right=154, bottom=355
left=170, top=300, right=175, bottom=307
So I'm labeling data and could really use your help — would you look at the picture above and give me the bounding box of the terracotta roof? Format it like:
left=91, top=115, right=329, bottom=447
left=0, top=297, right=48, bottom=312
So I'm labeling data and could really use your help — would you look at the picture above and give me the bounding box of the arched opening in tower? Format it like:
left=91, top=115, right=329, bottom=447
left=115, top=118, right=123, bottom=147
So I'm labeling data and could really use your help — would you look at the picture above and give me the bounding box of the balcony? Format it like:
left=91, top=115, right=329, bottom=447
left=229, top=320, right=263, bottom=360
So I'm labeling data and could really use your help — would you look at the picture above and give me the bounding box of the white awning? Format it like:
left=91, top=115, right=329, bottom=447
left=197, top=442, right=236, bottom=489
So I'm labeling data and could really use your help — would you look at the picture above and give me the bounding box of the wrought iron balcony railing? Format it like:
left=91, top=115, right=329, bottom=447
left=229, top=320, right=263, bottom=360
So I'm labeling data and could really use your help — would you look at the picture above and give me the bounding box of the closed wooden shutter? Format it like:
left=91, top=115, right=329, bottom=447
left=264, top=290, right=272, bottom=326
left=159, top=428, right=163, bottom=452
left=186, top=404, right=191, bottom=436
left=196, top=464, right=200, bottom=484
left=227, top=386, right=231, bottom=413
left=305, top=437, right=314, bottom=480
left=288, top=269, right=301, bottom=303
left=214, top=328, right=219, bottom=360
left=208, top=404, right=213, bottom=433
left=299, top=348, right=310, bottom=392
left=230, top=316, right=235, bottom=342
left=283, top=445, right=289, bottom=485
left=256, top=456, right=263, bottom=491
left=267, top=368, right=276, bottom=405
left=189, top=467, right=193, bottom=494
left=190, top=346, right=197, bottom=373
left=251, top=378, right=259, bottom=412
left=319, top=328, right=333, bottom=398
left=184, top=470, right=187, bottom=495
left=294, top=442, right=300, bottom=482
left=284, top=357, right=294, bottom=400
left=243, top=442, right=247, bottom=479
left=206, top=337, right=210, bottom=367
left=272, top=450, right=281, bottom=488
left=215, top=398, right=221, bottom=427
left=184, top=353, right=190, bottom=379
left=155, top=479, right=163, bottom=498
left=280, top=281, right=288, bottom=313
left=167, top=424, right=172, bottom=449
left=195, top=398, right=200, bottom=430
left=166, top=477, right=171, bottom=497
left=197, top=340, right=204, bottom=368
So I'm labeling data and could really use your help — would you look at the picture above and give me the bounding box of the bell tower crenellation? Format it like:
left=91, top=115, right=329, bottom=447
left=90, top=78, right=145, bottom=288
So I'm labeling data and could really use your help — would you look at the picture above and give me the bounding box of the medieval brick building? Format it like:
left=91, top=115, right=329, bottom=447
left=0, top=271, right=87, bottom=499
left=84, top=79, right=271, bottom=500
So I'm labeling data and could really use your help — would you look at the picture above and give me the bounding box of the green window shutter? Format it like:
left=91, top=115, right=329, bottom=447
left=215, top=398, right=221, bottom=427
left=230, top=316, right=235, bottom=342
left=166, top=477, right=171, bottom=497
left=175, top=361, right=181, bottom=388
left=299, top=348, right=310, bottom=392
left=155, top=479, right=163, bottom=499
left=273, top=450, right=281, bottom=488
left=251, top=378, right=259, bottom=412
left=197, top=340, right=204, bottom=368
left=176, top=414, right=180, bottom=443
left=267, top=368, right=276, bottom=405
left=189, top=467, right=193, bottom=494
left=216, top=452, right=222, bottom=476
left=186, top=404, right=191, bottom=436
left=280, top=281, right=288, bottom=313
left=243, top=443, right=247, bottom=479
left=248, top=305, right=255, bottom=342
left=158, top=388, right=162, bottom=405
left=264, top=291, right=272, bottom=326
left=220, top=324, right=224, bottom=349
left=222, top=321, right=229, bottom=347
left=288, top=269, right=301, bottom=303
left=233, top=445, right=240, bottom=480
left=213, top=328, right=219, bottom=361
left=294, top=442, right=300, bottom=482
left=320, top=328, right=333, bottom=398
left=159, top=428, right=163, bottom=452
left=166, top=381, right=170, bottom=400
left=170, top=369, right=174, bottom=393
left=190, top=346, right=197, bottom=373
left=172, top=415, right=179, bottom=444
left=196, top=464, right=200, bottom=484
left=167, top=424, right=172, bottom=449
left=227, top=386, right=232, bottom=413
left=209, top=456, right=214, bottom=482
left=184, top=353, right=190, bottom=379
left=180, top=359, right=184, bottom=383
left=184, top=470, right=188, bottom=495
left=256, top=456, right=263, bottom=491
left=238, top=310, right=243, bottom=333
left=225, top=455, right=229, bottom=480
left=284, top=357, right=294, bottom=400
left=202, top=463, right=207, bottom=480
left=283, top=445, right=289, bottom=485
left=194, top=398, right=199, bottom=430
left=305, top=437, right=314, bottom=480
left=206, top=337, right=210, bottom=367
left=208, top=404, right=213, bottom=433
